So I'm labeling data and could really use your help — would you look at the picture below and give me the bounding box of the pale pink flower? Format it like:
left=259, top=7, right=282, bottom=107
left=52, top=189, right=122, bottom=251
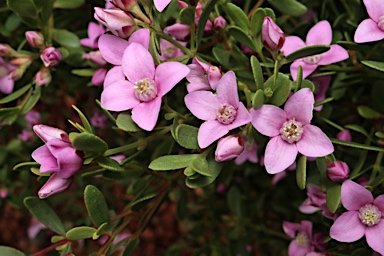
left=101, top=43, right=189, bottom=131
left=0, top=57, right=16, bottom=94
left=330, top=180, right=384, bottom=255
left=186, top=57, right=221, bottom=92
left=94, top=7, right=136, bottom=38
left=28, top=218, right=46, bottom=239
left=163, top=23, right=191, bottom=41
left=250, top=88, right=334, bottom=174
left=215, top=135, right=244, bottom=162
left=80, top=22, right=106, bottom=49
left=354, top=0, right=384, bottom=43
left=283, top=220, right=315, bottom=256
left=40, top=47, right=62, bottom=67
left=281, top=21, right=348, bottom=80
left=185, top=71, right=251, bottom=148
left=92, top=68, right=108, bottom=86
left=159, top=38, right=185, bottom=61
left=154, top=0, right=172, bottom=12
left=235, top=139, right=258, bottom=165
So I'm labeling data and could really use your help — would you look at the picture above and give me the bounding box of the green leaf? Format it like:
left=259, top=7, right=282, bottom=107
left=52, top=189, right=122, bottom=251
left=20, top=86, right=41, bottom=115
left=54, top=0, right=85, bottom=9
left=174, top=124, right=199, bottom=149
left=13, top=161, right=40, bottom=171
left=196, top=0, right=217, bottom=46
left=5, top=13, right=21, bottom=32
left=296, top=155, right=307, bottom=190
left=0, top=84, right=31, bottom=104
left=357, top=106, right=381, bottom=119
left=84, top=185, right=110, bottom=227
left=285, top=45, right=330, bottom=63
left=66, top=226, right=97, bottom=240
left=183, top=166, right=196, bottom=176
left=97, top=156, right=124, bottom=172
left=300, top=79, right=315, bottom=91
left=316, top=157, right=327, bottom=179
left=344, top=124, right=368, bottom=137
left=149, top=154, right=199, bottom=171
left=227, top=3, right=249, bottom=32
left=252, top=89, right=265, bottom=110
left=249, top=8, right=266, bottom=37
left=228, top=26, right=256, bottom=52
left=326, top=183, right=341, bottom=213
left=116, top=112, right=141, bottom=132
left=95, top=222, right=109, bottom=238
left=375, top=131, right=384, bottom=139
left=71, top=69, right=95, bottom=77
left=179, top=6, right=195, bottom=25
left=362, top=60, right=384, bottom=72
left=264, top=8, right=276, bottom=20
left=268, top=0, right=307, bottom=17
left=185, top=156, right=222, bottom=188
left=213, top=46, right=230, bottom=67
left=330, top=138, right=384, bottom=152
left=227, top=186, right=242, bottom=215
left=250, top=55, right=264, bottom=90
left=131, top=193, right=159, bottom=212
left=0, top=107, right=20, bottom=126
left=7, top=0, right=37, bottom=18
left=0, top=246, right=25, bottom=256
left=71, top=133, right=108, bottom=153
left=24, top=197, right=66, bottom=235
left=268, top=73, right=291, bottom=106
left=36, top=0, right=54, bottom=23
left=121, top=237, right=140, bottom=256
left=190, top=155, right=210, bottom=177
left=72, top=105, right=92, bottom=133
left=53, top=29, right=81, bottom=48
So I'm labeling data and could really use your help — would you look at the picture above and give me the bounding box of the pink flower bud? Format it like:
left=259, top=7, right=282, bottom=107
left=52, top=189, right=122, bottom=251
left=25, top=110, right=41, bottom=127
left=33, top=124, right=67, bottom=143
left=213, top=16, right=226, bottom=30
left=40, top=47, right=62, bottom=67
left=327, top=160, right=349, bottom=182
left=110, top=0, right=137, bottom=10
left=94, top=7, right=136, bottom=38
left=261, top=16, right=285, bottom=52
left=163, top=23, right=191, bottom=41
left=82, top=51, right=107, bottom=66
left=0, top=44, right=14, bottom=57
left=176, top=0, right=188, bottom=9
left=207, top=66, right=221, bottom=89
left=25, top=31, right=45, bottom=48
left=215, top=135, right=244, bottom=162
left=38, top=173, right=73, bottom=199
left=9, top=56, right=33, bottom=66
left=0, top=188, right=8, bottom=198
left=34, top=68, right=52, bottom=86
left=336, top=130, right=352, bottom=142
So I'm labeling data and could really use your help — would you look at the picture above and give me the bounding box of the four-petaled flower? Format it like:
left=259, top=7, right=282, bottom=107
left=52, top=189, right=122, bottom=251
left=330, top=180, right=384, bottom=255
left=250, top=88, right=334, bottom=174
left=281, top=20, right=348, bottom=80
left=185, top=71, right=251, bottom=148
left=354, top=0, right=384, bottom=43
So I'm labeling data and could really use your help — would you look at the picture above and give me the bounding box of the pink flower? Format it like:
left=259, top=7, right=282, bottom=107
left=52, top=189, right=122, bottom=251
left=163, top=23, right=191, bottom=41
left=91, top=111, right=108, bottom=128
left=0, top=57, right=16, bottom=94
left=299, top=184, right=336, bottom=219
left=327, top=160, right=349, bottom=182
left=354, top=0, right=384, bottom=43
left=92, top=68, right=108, bottom=86
left=94, top=7, right=136, bottom=38
left=261, top=17, right=285, bottom=52
left=34, top=68, right=52, bottom=86
left=38, top=173, right=73, bottom=199
left=18, top=129, right=35, bottom=141
left=336, top=130, right=352, bottom=142
left=25, top=31, right=44, bottom=48
left=40, top=47, right=62, bottom=67
left=235, top=139, right=258, bottom=165
left=80, top=22, right=106, bottom=49
left=31, top=125, right=83, bottom=179
left=213, top=16, right=226, bottom=30
left=283, top=221, right=315, bottom=256
left=250, top=88, right=334, bottom=174
left=159, top=38, right=185, bottom=61
left=154, top=0, right=172, bottom=12
left=25, top=110, right=41, bottom=127
left=83, top=51, right=107, bottom=66
left=185, top=71, right=251, bottom=148
left=281, top=21, right=348, bottom=80
left=186, top=57, right=221, bottom=92
left=330, top=180, right=384, bottom=255
left=101, top=43, right=189, bottom=131
left=215, top=135, right=244, bottom=162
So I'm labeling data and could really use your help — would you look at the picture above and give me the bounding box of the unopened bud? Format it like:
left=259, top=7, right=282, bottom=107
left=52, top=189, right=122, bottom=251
left=0, top=44, right=15, bottom=57
left=215, top=135, right=245, bottom=162
left=336, top=130, right=352, bottom=142
left=94, top=7, right=136, bottom=38
left=214, top=16, right=226, bottom=30
left=261, top=17, right=285, bottom=52
left=327, top=160, right=349, bottom=182
left=38, top=174, right=73, bottom=199
left=34, top=68, right=52, bottom=86
left=40, top=47, right=62, bottom=67
left=25, top=31, right=45, bottom=48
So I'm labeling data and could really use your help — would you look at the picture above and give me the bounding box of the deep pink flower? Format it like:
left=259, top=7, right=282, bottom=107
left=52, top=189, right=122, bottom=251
left=283, top=220, right=315, bottom=256
left=250, top=88, right=334, bottom=174
left=327, top=160, right=349, bottom=182
left=215, top=135, right=244, bottom=162
left=25, top=31, right=44, bottom=48
left=101, top=43, right=189, bottom=131
left=0, top=57, right=16, bottom=94
left=31, top=125, right=83, bottom=179
left=159, top=38, right=185, bottom=61
left=330, top=180, right=384, bottom=255
left=336, top=129, right=352, bottom=142
left=38, top=173, right=73, bottom=199
left=80, top=22, right=106, bottom=49
left=235, top=139, right=258, bottom=165
left=281, top=21, right=348, bottom=80
left=40, top=47, right=62, bottom=67
left=94, top=7, right=136, bottom=38
left=261, top=17, right=285, bottom=52
left=186, top=57, right=221, bottom=92
left=354, top=0, right=384, bottom=43
left=214, top=16, right=226, bottom=30
left=185, top=71, right=251, bottom=148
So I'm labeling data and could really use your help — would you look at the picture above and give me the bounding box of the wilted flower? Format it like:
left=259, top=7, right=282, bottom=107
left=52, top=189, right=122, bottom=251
left=261, top=16, right=285, bottom=52
left=40, top=47, right=62, bottom=67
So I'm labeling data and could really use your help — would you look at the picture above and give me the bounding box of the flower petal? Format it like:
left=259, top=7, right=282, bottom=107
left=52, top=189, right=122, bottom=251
left=38, top=173, right=72, bottom=199
left=306, top=20, right=332, bottom=46
left=103, top=66, right=125, bottom=88
left=33, top=125, right=66, bottom=143
left=288, top=240, right=313, bottom=256
left=122, top=43, right=155, bottom=82
left=341, top=180, right=374, bottom=210
left=98, top=34, right=129, bottom=65
left=216, top=71, right=239, bottom=108
left=154, top=0, right=172, bottom=12
left=365, top=221, right=384, bottom=255
left=264, top=136, right=298, bottom=174
left=284, top=88, right=314, bottom=125
left=101, top=80, right=140, bottom=111
left=155, top=62, right=190, bottom=96
left=354, top=19, right=384, bottom=43
left=46, top=139, right=71, bottom=158
left=296, top=124, right=334, bottom=157
left=330, top=211, right=366, bottom=242
left=0, top=76, right=14, bottom=94
left=127, top=28, right=150, bottom=49
left=198, top=120, right=229, bottom=148
left=281, top=36, right=306, bottom=56
left=57, top=147, right=83, bottom=178
left=283, top=221, right=301, bottom=238
left=184, top=91, right=221, bottom=121
left=374, top=195, right=384, bottom=213
left=32, top=145, right=58, bottom=173
left=363, top=0, right=384, bottom=22
left=318, top=45, right=349, bottom=66
left=131, top=96, right=162, bottom=131
left=290, top=60, right=318, bottom=80
left=250, top=105, right=287, bottom=137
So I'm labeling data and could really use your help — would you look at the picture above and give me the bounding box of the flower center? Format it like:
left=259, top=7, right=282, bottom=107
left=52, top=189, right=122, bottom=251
left=296, top=231, right=310, bottom=247
left=303, top=54, right=321, bottom=65
left=216, top=103, right=237, bottom=124
left=378, top=16, right=384, bottom=31
left=280, top=119, right=304, bottom=143
left=164, top=45, right=177, bottom=59
left=358, top=204, right=382, bottom=226
left=134, top=78, right=157, bottom=102
left=0, top=66, right=7, bottom=77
